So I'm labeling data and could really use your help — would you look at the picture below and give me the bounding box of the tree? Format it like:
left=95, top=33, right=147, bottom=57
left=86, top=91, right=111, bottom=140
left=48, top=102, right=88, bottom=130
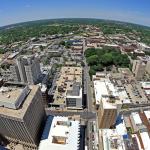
left=59, top=41, right=65, bottom=46
left=65, top=41, right=72, bottom=48
left=89, top=68, right=96, bottom=78
left=39, top=45, right=44, bottom=51
left=101, top=53, right=113, bottom=66
left=0, top=49, right=5, bottom=54
left=87, top=55, right=99, bottom=66
left=85, top=48, right=96, bottom=57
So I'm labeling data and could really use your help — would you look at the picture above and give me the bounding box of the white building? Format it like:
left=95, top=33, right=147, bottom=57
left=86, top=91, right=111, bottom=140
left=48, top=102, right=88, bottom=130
left=138, top=43, right=150, bottom=51
left=93, top=73, right=130, bottom=106
left=39, top=116, right=80, bottom=150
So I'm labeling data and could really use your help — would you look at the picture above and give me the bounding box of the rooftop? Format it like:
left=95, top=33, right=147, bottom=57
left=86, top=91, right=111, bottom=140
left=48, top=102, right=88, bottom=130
left=39, top=116, right=80, bottom=150
left=131, top=112, right=142, bottom=125
left=100, top=129, right=126, bottom=150
left=93, top=73, right=124, bottom=107
left=52, top=67, right=82, bottom=105
left=141, top=82, right=150, bottom=89
left=140, top=132, right=150, bottom=150
left=144, top=111, right=150, bottom=122
left=0, top=85, right=30, bottom=109
left=0, top=85, right=40, bottom=118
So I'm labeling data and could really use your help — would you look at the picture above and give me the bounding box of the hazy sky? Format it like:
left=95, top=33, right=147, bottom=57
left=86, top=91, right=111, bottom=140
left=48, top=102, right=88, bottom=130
left=0, top=0, right=150, bottom=27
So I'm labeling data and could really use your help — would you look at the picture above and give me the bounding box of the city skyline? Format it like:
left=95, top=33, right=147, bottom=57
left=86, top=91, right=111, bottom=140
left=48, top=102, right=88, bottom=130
left=0, top=0, right=150, bottom=27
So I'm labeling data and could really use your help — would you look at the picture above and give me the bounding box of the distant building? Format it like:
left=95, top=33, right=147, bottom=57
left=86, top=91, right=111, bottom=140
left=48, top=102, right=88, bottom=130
left=1, top=55, right=41, bottom=84
left=17, top=55, right=41, bottom=84
left=0, top=84, right=46, bottom=149
left=39, top=116, right=80, bottom=150
left=132, top=60, right=146, bottom=80
left=138, top=42, right=150, bottom=51
left=0, top=68, right=12, bottom=82
left=9, top=65, right=21, bottom=82
left=146, top=61, right=150, bottom=75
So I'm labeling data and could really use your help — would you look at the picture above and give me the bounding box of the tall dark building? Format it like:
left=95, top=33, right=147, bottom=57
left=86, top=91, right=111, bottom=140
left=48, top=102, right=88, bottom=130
left=0, top=84, right=46, bottom=149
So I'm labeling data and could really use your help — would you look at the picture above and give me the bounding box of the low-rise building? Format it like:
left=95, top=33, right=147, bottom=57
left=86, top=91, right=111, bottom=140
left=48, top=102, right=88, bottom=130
left=50, top=66, right=83, bottom=110
left=39, top=116, right=80, bottom=150
left=99, top=109, right=150, bottom=150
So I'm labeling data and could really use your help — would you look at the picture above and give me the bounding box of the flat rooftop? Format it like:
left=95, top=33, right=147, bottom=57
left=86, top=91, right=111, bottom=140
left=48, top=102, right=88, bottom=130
left=141, top=82, right=150, bottom=89
left=100, top=129, right=126, bottom=150
left=0, top=85, right=39, bottom=118
left=144, top=111, right=150, bottom=122
left=131, top=112, right=142, bottom=125
left=118, top=68, right=133, bottom=77
left=124, top=83, right=148, bottom=104
left=39, top=116, right=80, bottom=150
left=0, top=85, right=30, bottom=109
left=52, top=67, right=82, bottom=105
left=140, top=132, right=150, bottom=150
left=93, top=74, right=124, bottom=107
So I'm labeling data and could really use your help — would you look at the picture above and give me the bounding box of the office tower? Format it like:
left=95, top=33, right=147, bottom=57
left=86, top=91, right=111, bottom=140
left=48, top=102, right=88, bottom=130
left=9, top=65, right=21, bottom=82
left=16, top=56, right=28, bottom=83
left=93, top=73, right=123, bottom=128
left=0, top=84, right=46, bottom=149
left=98, top=103, right=118, bottom=128
left=145, top=61, right=150, bottom=75
left=17, top=55, right=41, bottom=84
left=132, top=60, right=146, bottom=80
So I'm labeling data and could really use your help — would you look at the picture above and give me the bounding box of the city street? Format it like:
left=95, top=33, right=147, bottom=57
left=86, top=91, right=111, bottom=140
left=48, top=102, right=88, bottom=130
left=84, top=57, right=97, bottom=150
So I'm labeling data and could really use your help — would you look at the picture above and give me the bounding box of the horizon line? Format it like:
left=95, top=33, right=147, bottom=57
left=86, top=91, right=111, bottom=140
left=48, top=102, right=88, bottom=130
left=0, top=17, right=150, bottom=28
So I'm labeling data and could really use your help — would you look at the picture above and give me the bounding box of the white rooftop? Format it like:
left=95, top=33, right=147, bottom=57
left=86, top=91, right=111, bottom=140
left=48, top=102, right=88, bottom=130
left=101, top=129, right=126, bottom=150
left=145, top=90, right=150, bottom=95
left=140, top=132, right=150, bottom=150
left=144, top=111, right=150, bottom=121
left=141, top=82, right=150, bottom=89
left=116, top=118, right=127, bottom=136
left=93, top=80, right=108, bottom=104
left=116, top=87, right=131, bottom=104
left=39, top=116, right=80, bottom=150
left=131, top=112, right=142, bottom=125
left=93, top=74, right=123, bottom=108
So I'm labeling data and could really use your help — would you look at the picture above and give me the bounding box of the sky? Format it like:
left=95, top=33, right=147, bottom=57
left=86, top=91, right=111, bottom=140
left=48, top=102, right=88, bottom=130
left=0, top=0, right=150, bottom=27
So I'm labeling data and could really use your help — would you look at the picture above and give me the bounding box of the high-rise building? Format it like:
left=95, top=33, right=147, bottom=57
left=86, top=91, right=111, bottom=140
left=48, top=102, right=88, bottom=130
left=9, top=65, right=21, bottom=82
left=17, top=55, right=41, bottom=84
left=93, top=73, right=123, bottom=128
left=145, top=61, right=150, bottom=75
left=0, top=84, right=46, bottom=149
left=16, top=56, right=28, bottom=83
left=132, top=60, right=146, bottom=80
left=98, top=102, right=118, bottom=128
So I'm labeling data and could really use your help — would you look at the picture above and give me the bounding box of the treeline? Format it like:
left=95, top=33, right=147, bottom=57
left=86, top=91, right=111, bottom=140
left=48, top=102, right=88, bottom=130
left=85, top=47, right=130, bottom=76
left=0, top=18, right=150, bottom=45
left=0, top=24, right=79, bottom=44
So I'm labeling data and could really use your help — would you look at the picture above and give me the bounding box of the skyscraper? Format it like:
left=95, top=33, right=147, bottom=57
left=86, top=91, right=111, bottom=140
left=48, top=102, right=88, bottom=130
left=132, top=60, right=146, bottom=80
left=17, top=55, right=41, bottom=84
left=0, top=84, right=46, bottom=149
